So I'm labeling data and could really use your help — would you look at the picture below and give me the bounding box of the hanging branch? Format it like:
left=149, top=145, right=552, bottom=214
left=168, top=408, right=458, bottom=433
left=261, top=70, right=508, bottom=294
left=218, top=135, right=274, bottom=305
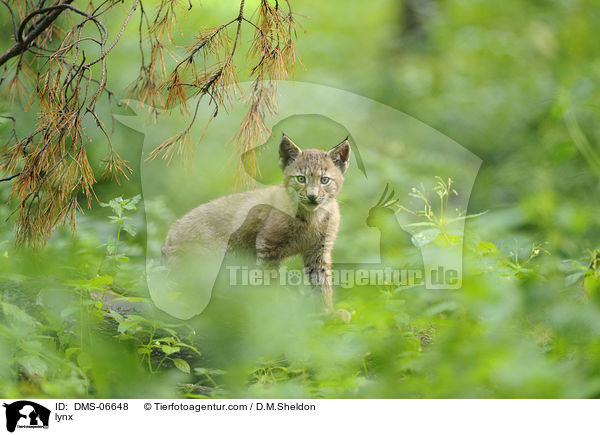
left=0, top=0, right=301, bottom=246
left=147, top=0, right=300, bottom=171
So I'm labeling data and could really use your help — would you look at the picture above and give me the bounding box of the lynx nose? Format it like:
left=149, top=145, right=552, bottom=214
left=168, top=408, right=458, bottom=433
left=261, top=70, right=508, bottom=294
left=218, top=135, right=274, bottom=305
left=307, top=193, right=318, bottom=204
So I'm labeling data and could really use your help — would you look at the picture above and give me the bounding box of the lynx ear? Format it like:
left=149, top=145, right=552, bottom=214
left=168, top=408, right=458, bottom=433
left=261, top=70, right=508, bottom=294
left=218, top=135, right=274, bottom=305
left=279, top=134, right=302, bottom=169
left=327, top=138, right=351, bottom=173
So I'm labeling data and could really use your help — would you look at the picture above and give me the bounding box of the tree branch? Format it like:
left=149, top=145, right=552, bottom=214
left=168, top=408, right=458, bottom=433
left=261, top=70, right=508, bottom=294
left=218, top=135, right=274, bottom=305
left=0, top=0, right=18, bottom=40
left=0, top=172, right=21, bottom=183
left=0, top=0, right=75, bottom=68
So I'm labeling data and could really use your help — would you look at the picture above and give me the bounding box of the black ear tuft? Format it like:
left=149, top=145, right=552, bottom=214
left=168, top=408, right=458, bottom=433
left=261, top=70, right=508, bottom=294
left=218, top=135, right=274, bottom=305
left=327, top=139, right=351, bottom=173
left=279, top=135, right=302, bottom=169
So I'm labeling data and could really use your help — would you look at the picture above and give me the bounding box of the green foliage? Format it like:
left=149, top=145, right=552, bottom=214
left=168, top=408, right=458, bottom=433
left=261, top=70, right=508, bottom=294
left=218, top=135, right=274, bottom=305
left=399, top=177, right=486, bottom=248
left=2, top=0, right=600, bottom=399
left=100, top=195, right=141, bottom=257
left=0, top=194, right=201, bottom=396
left=1, top=182, right=599, bottom=398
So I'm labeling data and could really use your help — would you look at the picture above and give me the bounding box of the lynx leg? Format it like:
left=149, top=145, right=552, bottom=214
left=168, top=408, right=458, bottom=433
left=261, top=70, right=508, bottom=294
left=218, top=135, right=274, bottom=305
left=304, top=245, right=351, bottom=323
left=303, top=249, right=334, bottom=311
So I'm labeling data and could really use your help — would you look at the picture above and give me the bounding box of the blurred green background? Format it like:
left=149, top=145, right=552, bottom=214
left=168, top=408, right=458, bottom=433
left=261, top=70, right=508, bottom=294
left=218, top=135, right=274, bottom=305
left=1, top=0, right=600, bottom=398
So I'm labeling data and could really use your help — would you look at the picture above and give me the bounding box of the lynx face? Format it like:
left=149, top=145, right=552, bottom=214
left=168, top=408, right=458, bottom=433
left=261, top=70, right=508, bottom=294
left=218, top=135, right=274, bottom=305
left=279, top=135, right=351, bottom=211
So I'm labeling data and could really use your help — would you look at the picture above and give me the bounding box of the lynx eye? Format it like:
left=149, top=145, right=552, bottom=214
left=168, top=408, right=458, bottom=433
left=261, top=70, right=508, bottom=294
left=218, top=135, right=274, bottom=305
left=320, top=176, right=331, bottom=185
left=296, top=175, right=306, bottom=184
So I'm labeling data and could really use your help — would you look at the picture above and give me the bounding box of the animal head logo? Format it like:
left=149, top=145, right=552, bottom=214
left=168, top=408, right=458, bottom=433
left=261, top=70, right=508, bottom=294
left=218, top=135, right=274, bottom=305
left=117, top=81, right=481, bottom=318
left=366, top=183, right=399, bottom=229
left=3, top=401, right=50, bottom=433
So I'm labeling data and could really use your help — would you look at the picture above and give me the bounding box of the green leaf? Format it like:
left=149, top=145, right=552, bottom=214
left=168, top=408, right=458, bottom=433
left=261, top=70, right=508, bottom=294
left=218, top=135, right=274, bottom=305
left=127, top=314, right=149, bottom=323
left=435, top=232, right=462, bottom=246
left=566, top=271, right=585, bottom=286
left=18, top=355, right=48, bottom=377
left=107, top=309, right=125, bottom=324
left=77, top=352, right=94, bottom=370
left=68, top=275, right=113, bottom=288
left=1, top=302, right=38, bottom=327
left=411, top=229, right=441, bottom=248
left=476, top=241, right=499, bottom=255
left=194, top=367, right=225, bottom=376
left=117, top=320, right=140, bottom=334
left=444, top=211, right=488, bottom=224
left=175, top=343, right=202, bottom=357
left=160, top=327, right=179, bottom=336
left=65, top=347, right=80, bottom=359
left=173, top=358, right=190, bottom=374
left=584, top=275, right=600, bottom=300
left=161, top=345, right=181, bottom=355
left=122, top=222, right=137, bottom=237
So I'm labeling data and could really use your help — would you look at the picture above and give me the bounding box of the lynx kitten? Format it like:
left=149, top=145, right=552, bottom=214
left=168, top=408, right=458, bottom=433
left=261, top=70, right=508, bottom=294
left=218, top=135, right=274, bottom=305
left=162, top=134, right=351, bottom=318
